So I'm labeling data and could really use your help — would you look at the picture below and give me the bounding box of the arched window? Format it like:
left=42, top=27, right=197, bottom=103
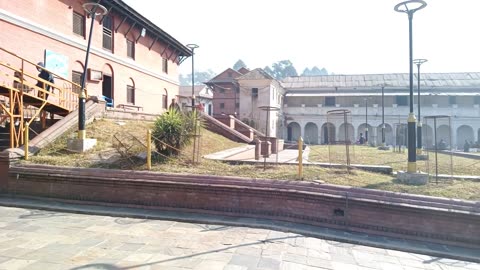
left=127, top=78, right=135, bottom=104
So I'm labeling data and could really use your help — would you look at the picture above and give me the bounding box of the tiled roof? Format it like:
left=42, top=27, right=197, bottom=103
left=110, top=0, right=191, bottom=57
left=236, top=68, right=274, bottom=81
left=207, top=68, right=242, bottom=83
left=281, top=72, right=480, bottom=89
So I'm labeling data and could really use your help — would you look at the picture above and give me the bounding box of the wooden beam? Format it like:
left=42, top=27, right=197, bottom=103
left=136, top=28, right=144, bottom=43
left=115, top=16, right=127, bottom=33
left=178, top=56, right=188, bottom=65
left=167, top=49, right=177, bottom=62
left=161, top=44, right=170, bottom=58
left=148, top=37, right=158, bottom=50
left=99, top=6, right=113, bottom=24
left=124, top=21, right=136, bottom=37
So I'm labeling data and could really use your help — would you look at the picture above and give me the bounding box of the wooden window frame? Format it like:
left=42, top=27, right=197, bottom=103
left=102, top=15, right=114, bottom=52
left=127, top=85, right=135, bottom=104
left=162, top=58, right=168, bottom=74
left=72, top=71, right=82, bottom=94
left=73, top=11, right=85, bottom=38
left=126, top=39, right=135, bottom=59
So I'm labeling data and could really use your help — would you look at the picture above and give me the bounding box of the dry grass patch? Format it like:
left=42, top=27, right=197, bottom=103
left=22, top=119, right=480, bottom=201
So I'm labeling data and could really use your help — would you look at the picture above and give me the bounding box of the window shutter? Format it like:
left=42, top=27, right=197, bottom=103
left=73, top=12, right=85, bottom=37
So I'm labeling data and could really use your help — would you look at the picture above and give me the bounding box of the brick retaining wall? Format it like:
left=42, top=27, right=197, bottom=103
left=1, top=159, right=479, bottom=248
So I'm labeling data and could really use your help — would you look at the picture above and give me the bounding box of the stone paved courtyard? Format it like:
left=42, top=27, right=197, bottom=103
left=0, top=206, right=479, bottom=270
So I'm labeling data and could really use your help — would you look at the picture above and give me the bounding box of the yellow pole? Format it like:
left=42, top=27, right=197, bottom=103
left=298, top=136, right=303, bottom=179
left=24, top=122, right=29, bottom=160
left=147, top=129, right=151, bottom=170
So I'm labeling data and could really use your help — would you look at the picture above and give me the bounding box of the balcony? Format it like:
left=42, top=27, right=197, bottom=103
left=284, top=104, right=480, bottom=118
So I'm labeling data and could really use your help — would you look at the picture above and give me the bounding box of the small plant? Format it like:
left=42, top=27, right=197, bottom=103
left=152, top=108, right=199, bottom=156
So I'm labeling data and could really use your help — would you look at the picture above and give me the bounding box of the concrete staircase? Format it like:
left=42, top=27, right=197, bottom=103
left=200, top=113, right=253, bottom=143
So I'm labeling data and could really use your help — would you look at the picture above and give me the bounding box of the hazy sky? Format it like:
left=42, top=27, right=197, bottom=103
left=123, top=0, right=480, bottom=76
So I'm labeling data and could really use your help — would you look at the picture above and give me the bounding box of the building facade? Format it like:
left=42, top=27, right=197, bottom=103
left=206, top=67, right=249, bottom=117
left=209, top=69, right=480, bottom=149
left=178, top=85, right=213, bottom=115
left=236, top=68, right=284, bottom=138
left=283, top=73, right=480, bottom=149
left=0, top=0, right=191, bottom=114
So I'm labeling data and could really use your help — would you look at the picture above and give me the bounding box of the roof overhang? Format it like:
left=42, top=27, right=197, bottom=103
left=104, top=0, right=192, bottom=58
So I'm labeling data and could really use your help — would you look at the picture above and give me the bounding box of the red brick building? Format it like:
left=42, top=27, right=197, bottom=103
left=0, top=0, right=191, bottom=114
left=205, top=67, right=249, bottom=117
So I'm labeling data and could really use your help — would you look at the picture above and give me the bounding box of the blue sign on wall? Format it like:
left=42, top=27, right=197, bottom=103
left=45, top=50, right=69, bottom=79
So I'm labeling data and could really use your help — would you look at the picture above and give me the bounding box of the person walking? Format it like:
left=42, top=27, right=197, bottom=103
left=359, top=133, right=365, bottom=145
left=35, top=62, right=54, bottom=100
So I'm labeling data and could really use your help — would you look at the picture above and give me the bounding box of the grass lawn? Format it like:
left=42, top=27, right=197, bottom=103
left=308, top=145, right=480, bottom=176
left=22, top=119, right=480, bottom=201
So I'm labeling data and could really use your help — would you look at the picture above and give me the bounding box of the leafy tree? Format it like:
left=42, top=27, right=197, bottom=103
left=179, top=69, right=216, bottom=85
left=233, top=59, right=247, bottom=71
left=264, top=60, right=298, bottom=80
left=301, top=66, right=328, bottom=76
left=152, top=108, right=198, bottom=157
left=264, top=66, right=274, bottom=77
left=311, top=66, right=322, bottom=75
left=301, top=68, right=311, bottom=76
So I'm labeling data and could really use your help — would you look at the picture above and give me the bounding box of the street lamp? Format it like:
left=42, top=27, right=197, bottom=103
left=394, top=0, right=427, bottom=173
left=375, top=83, right=392, bottom=149
left=381, top=86, right=385, bottom=146
left=364, top=97, right=369, bottom=144
left=186, top=44, right=199, bottom=111
left=78, top=3, right=108, bottom=140
left=413, top=58, right=427, bottom=155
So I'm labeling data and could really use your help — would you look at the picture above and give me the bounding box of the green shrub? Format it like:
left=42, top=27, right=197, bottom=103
left=152, top=108, right=198, bottom=156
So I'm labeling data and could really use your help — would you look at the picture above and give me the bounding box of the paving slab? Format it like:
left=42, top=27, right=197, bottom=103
left=0, top=197, right=478, bottom=270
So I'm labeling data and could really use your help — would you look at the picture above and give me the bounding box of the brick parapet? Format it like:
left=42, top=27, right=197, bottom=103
left=5, top=164, right=480, bottom=248
left=0, top=152, right=11, bottom=193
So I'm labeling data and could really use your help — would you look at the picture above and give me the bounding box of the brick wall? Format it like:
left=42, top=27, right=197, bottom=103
left=2, top=163, right=479, bottom=248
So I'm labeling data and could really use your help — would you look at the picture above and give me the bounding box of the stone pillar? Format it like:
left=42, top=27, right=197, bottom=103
left=451, top=124, right=458, bottom=150
left=300, top=122, right=305, bottom=138
left=269, top=137, right=277, bottom=154
left=248, top=129, right=254, bottom=140
left=254, top=138, right=261, bottom=160
left=229, top=115, right=235, bottom=129
left=261, top=138, right=272, bottom=157
left=271, top=138, right=284, bottom=154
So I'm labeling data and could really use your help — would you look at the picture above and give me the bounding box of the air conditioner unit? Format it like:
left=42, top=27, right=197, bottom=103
left=88, top=69, right=103, bottom=81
